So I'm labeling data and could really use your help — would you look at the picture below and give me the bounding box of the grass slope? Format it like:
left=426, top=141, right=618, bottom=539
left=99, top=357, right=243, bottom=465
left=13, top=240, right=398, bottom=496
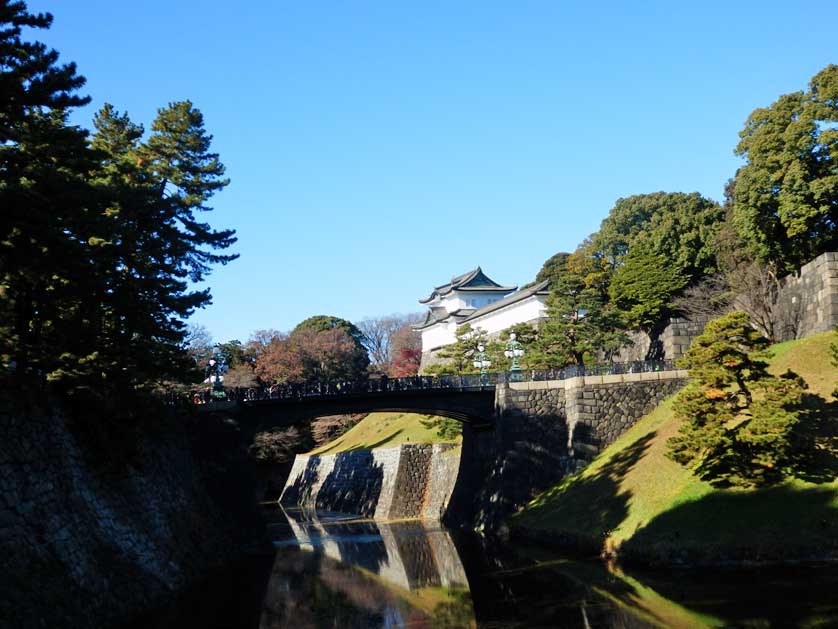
left=309, top=412, right=462, bottom=455
left=514, top=332, right=838, bottom=563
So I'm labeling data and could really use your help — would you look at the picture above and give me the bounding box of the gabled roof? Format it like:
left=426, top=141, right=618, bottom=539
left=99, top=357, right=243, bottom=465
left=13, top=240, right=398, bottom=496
left=460, top=279, right=550, bottom=323
left=419, top=267, right=517, bottom=304
left=413, top=308, right=476, bottom=331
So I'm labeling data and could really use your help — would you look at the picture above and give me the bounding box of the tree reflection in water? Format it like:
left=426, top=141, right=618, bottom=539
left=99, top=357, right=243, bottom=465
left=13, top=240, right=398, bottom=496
left=264, top=509, right=475, bottom=628
left=126, top=506, right=838, bottom=628
left=267, top=507, right=838, bottom=629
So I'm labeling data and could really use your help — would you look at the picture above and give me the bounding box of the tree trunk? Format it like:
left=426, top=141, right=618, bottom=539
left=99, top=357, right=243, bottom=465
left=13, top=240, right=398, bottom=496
left=645, top=321, right=667, bottom=361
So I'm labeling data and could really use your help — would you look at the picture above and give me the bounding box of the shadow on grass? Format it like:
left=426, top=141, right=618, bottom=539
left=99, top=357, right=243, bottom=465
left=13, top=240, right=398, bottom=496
left=519, top=432, right=656, bottom=552
left=791, top=392, right=838, bottom=483
left=342, top=429, right=405, bottom=453
left=622, top=483, right=838, bottom=565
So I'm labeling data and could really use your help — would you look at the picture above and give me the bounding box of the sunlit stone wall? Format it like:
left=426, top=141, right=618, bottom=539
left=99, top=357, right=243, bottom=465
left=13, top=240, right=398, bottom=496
left=280, top=443, right=462, bottom=521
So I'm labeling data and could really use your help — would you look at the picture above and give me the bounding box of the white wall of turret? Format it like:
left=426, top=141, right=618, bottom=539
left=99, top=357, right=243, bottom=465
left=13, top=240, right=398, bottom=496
left=419, top=294, right=548, bottom=353
left=466, top=295, right=547, bottom=336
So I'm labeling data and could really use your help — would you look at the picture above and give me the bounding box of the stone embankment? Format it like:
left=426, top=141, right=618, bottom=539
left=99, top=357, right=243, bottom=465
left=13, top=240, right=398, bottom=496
left=498, top=371, right=690, bottom=466
left=280, top=443, right=461, bottom=521
left=0, top=394, right=263, bottom=629
left=457, top=370, right=689, bottom=530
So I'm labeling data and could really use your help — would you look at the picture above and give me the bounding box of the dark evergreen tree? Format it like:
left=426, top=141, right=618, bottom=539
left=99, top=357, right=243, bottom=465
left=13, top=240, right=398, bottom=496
left=0, top=2, right=238, bottom=393
left=667, top=311, right=808, bottom=486
left=88, top=101, right=238, bottom=387
left=0, top=1, right=94, bottom=380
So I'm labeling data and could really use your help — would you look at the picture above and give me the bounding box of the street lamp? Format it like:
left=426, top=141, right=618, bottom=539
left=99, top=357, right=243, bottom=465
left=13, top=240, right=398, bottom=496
left=472, top=343, right=491, bottom=385
left=206, top=356, right=225, bottom=399
left=504, top=332, right=525, bottom=382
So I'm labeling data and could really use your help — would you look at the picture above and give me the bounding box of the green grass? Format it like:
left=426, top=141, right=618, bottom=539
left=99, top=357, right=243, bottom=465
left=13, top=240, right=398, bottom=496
left=514, top=331, right=838, bottom=563
left=308, top=412, right=462, bottom=455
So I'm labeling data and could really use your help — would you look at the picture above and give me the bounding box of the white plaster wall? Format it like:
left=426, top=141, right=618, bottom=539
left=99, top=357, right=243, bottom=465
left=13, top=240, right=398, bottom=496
left=440, top=293, right=465, bottom=312
left=470, top=295, right=547, bottom=336
left=421, top=323, right=458, bottom=352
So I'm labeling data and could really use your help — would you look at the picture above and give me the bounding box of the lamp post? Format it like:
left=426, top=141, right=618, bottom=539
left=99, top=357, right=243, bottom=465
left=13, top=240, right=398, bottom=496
left=207, top=356, right=225, bottom=399
left=504, top=332, right=525, bottom=382
left=472, top=343, right=491, bottom=386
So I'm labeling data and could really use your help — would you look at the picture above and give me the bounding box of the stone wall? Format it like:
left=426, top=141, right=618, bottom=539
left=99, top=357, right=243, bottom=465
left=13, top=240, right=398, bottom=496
left=450, top=370, right=689, bottom=530
left=280, top=443, right=461, bottom=521
left=0, top=394, right=263, bottom=629
left=613, top=316, right=712, bottom=362
left=422, top=445, right=464, bottom=521
left=561, top=374, right=688, bottom=464
left=779, top=251, right=838, bottom=339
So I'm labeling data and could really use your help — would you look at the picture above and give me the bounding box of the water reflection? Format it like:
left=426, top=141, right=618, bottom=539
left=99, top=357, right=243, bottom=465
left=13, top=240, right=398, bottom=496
left=267, top=508, right=838, bottom=629
left=263, top=508, right=475, bottom=628
left=129, top=507, right=838, bottom=628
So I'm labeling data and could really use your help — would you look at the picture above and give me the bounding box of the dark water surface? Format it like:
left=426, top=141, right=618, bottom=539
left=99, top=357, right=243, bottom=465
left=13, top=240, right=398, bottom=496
left=130, top=505, right=838, bottom=628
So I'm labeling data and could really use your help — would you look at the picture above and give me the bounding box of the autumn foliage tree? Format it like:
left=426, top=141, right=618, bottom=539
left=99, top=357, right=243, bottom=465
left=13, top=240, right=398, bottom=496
left=388, top=319, right=422, bottom=377
left=251, top=319, right=371, bottom=386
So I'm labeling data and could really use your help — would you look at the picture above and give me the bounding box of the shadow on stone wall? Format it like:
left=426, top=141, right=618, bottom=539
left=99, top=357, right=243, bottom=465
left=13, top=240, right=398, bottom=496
left=446, top=412, right=572, bottom=531
left=279, top=456, right=322, bottom=508
left=317, top=451, right=384, bottom=517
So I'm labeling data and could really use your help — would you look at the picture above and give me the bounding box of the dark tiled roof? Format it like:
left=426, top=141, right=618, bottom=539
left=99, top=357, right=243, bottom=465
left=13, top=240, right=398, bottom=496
left=460, top=279, right=550, bottom=323
left=413, top=307, right=477, bottom=330
left=419, top=267, right=517, bottom=304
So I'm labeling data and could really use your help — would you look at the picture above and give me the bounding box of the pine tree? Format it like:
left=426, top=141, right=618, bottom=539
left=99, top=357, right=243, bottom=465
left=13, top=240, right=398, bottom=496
left=435, top=323, right=487, bottom=374
left=0, top=1, right=93, bottom=380
left=667, top=311, right=808, bottom=486
left=532, top=249, right=626, bottom=367
left=87, top=101, right=238, bottom=387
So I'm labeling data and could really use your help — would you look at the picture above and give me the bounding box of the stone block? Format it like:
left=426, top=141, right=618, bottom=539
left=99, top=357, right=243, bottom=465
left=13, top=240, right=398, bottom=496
left=601, top=374, right=625, bottom=384
left=564, top=376, right=585, bottom=389
left=640, top=372, right=660, bottom=382
left=583, top=375, right=604, bottom=385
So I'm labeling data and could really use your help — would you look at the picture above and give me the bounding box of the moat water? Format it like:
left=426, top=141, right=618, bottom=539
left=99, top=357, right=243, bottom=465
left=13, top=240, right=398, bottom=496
left=132, top=505, right=838, bottom=628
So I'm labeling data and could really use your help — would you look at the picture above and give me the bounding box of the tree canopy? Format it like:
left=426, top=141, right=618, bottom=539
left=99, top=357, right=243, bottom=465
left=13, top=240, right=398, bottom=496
left=532, top=248, right=626, bottom=366
left=292, top=315, right=369, bottom=378
left=0, top=4, right=236, bottom=395
left=593, top=191, right=724, bottom=281
left=608, top=245, right=688, bottom=330
left=731, top=64, right=838, bottom=270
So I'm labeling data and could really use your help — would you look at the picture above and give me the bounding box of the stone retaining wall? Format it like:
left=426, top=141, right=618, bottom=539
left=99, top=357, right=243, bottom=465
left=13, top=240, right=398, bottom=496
left=502, top=371, right=689, bottom=463
left=458, top=370, right=689, bottom=530
left=0, top=395, right=262, bottom=629
left=280, top=443, right=461, bottom=521
left=780, top=251, right=838, bottom=339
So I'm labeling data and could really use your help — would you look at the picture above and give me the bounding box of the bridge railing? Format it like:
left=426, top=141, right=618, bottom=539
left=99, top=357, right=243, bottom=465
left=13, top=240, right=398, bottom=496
left=174, top=358, right=678, bottom=406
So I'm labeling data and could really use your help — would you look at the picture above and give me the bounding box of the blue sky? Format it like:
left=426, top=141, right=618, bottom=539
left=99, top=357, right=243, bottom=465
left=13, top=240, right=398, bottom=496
left=29, top=1, right=837, bottom=342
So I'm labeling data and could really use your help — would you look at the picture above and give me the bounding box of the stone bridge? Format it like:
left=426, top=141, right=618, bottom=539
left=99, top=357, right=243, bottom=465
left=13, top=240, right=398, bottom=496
left=219, top=367, right=689, bottom=529
left=238, top=386, right=497, bottom=429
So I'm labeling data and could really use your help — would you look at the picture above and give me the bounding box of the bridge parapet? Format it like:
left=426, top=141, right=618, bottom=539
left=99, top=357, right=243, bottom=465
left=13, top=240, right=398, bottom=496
left=178, top=358, right=679, bottom=407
